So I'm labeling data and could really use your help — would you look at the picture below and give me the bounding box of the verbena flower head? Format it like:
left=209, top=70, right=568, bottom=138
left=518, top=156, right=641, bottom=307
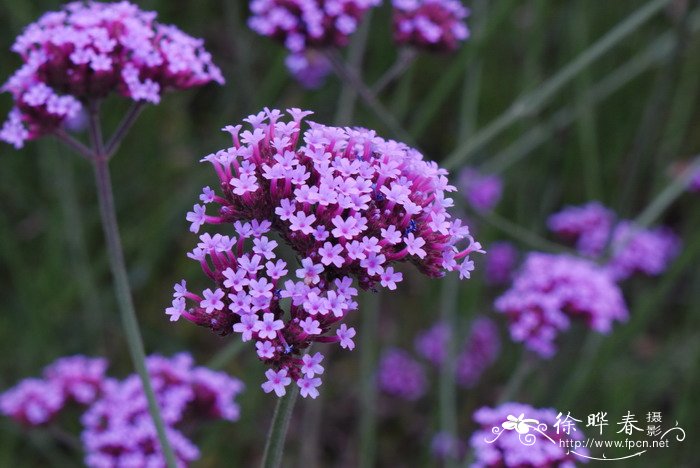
left=1, top=1, right=223, bottom=148
left=0, top=378, right=64, bottom=426
left=82, top=353, right=243, bottom=467
left=430, top=431, right=465, bottom=461
left=456, top=318, right=500, bottom=388
left=414, top=317, right=499, bottom=387
left=248, top=0, right=381, bottom=53
left=470, top=402, right=587, bottom=467
left=457, top=167, right=502, bottom=212
left=484, top=241, right=517, bottom=285
left=548, top=203, right=680, bottom=281
left=171, top=107, right=481, bottom=397
left=377, top=348, right=427, bottom=400
left=1, top=354, right=243, bottom=467
left=392, top=0, right=470, bottom=52
left=42, top=356, right=108, bottom=405
left=547, top=202, right=615, bottom=257
left=606, top=221, right=680, bottom=281
left=495, top=253, right=628, bottom=358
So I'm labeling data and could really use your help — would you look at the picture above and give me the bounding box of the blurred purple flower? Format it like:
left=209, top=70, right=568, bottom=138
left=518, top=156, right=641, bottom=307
left=547, top=202, right=615, bottom=257
left=430, top=431, right=465, bottom=461
left=606, top=222, right=680, bottom=281
left=458, top=167, right=503, bottom=212
left=495, top=253, right=628, bottom=358
left=484, top=241, right=518, bottom=285
left=414, top=320, right=450, bottom=365
left=0, top=1, right=223, bottom=148
left=43, top=356, right=108, bottom=405
left=285, top=51, right=332, bottom=89
left=378, top=348, right=427, bottom=401
left=456, top=318, right=500, bottom=388
left=248, top=0, right=381, bottom=53
left=392, top=0, right=470, bottom=52
left=171, top=108, right=481, bottom=396
left=469, top=402, right=588, bottom=467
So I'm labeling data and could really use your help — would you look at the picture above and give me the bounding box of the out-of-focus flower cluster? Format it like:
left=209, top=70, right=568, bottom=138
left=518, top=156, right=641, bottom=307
left=414, top=317, right=500, bottom=387
left=377, top=348, right=427, bottom=400
left=1, top=354, right=243, bottom=468
left=548, top=202, right=680, bottom=281
left=172, top=107, right=480, bottom=398
left=377, top=317, right=499, bottom=401
left=0, top=1, right=223, bottom=148
left=483, top=241, right=518, bottom=285
left=469, top=402, right=588, bottom=467
left=392, top=0, right=470, bottom=52
left=495, top=253, right=628, bottom=358
left=248, top=0, right=470, bottom=86
left=457, top=167, right=503, bottom=212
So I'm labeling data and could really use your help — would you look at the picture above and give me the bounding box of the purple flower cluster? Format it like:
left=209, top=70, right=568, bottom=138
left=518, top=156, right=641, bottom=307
left=0, top=356, right=107, bottom=426
left=82, top=353, right=243, bottom=467
left=606, top=221, right=680, bottom=281
left=377, top=348, right=427, bottom=400
left=414, top=317, right=500, bottom=387
left=172, top=107, right=480, bottom=397
left=0, top=1, right=223, bottom=148
left=430, top=431, right=465, bottom=461
left=456, top=318, right=501, bottom=387
left=548, top=202, right=680, bottom=281
left=691, top=168, right=700, bottom=192
left=469, top=402, right=588, bottom=467
left=392, top=0, right=470, bottom=52
left=495, top=253, right=628, bottom=358
left=457, top=167, right=503, bottom=212
left=483, top=241, right=518, bottom=285
left=1, top=354, right=243, bottom=468
left=547, top=202, right=614, bottom=257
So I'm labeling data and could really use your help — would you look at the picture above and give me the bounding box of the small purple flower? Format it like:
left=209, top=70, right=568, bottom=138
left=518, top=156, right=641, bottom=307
left=300, top=352, right=325, bottom=378
left=337, top=324, right=357, bottom=350
left=484, top=241, right=518, bottom=285
left=297, top=376, right=322, bottom=399
left=200, top=288, right=225, bottom=314
left=254, top=313, right=285, bottom=340
left=261, top=369, right=292, bottom=397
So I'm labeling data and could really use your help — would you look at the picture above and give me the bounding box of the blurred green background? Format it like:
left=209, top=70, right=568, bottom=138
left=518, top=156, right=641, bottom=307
left=0, top=0, right=699, bottom=466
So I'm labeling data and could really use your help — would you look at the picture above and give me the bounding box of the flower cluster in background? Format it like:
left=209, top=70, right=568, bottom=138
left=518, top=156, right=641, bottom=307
left=495, top=253, right=628, bottom=358
left=0, top=0, right=223, bottom=148
left=377, top=348, right=427, bottom=400
left=392, top=0, right=470, bottom=52
left=377, top=316, right=499, bottom=401
left=172, top=107, right=480, bottom=398
left=1, top=354, right=243, bottom=467
left=469, top=402, right=588, bottom=467
left=483, top=241, right=518, bottom=285
left=548, top=202, right=680, bottom=281
left=457, top=167, right=503, bottom=212
left=248, top=0, right=470, bottom=86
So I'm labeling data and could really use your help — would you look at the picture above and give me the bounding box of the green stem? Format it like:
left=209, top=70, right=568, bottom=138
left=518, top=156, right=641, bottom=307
left=87, top=104, right=177, bottom=468
left=497, top=353, right=535, bottom=405
left=444, top=0, right=673, bottom=169
left=475, top=210, right=571, bottom=254
left=438, top=276, right=459, bottom=467
left=325, top=51, right=416, bottom=146
left=335, top=12, right=373, bottom=125
left=207, top=339, right=246, bottom=370
left=359, top=291, right=380, bottom=468
left=260, top=385, right=301, bottom=468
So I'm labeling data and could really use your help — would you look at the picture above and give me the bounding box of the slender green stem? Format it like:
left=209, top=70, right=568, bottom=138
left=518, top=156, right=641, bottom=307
left=438, top=276, right=459, bottom=467
left=496, top=353, right=535, bottom=405
left=445, top=0, right=673, bottom=169
left=475, top=210, right=572, bottom=254
left=371, top=48, right=417, bottom=95
left=207, top=339, right=246, bottom=370
left=481, top=12, right=700, bottom=174
left=105, top=102, right=145, bottom=159
left=325, top=50, right=416, bottom=146
left=359, top=291, right=380, bottom=468
left=260, top=384, right=301, bottom=468
left=54, top=128, right=93, bottom=160
left=87, top=104, right=177, bottom=468
left=335, top=13, right=373, bottom=125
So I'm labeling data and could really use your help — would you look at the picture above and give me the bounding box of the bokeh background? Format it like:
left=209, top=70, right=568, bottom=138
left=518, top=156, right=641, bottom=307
left=0, top=0, right=699, bottom=466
